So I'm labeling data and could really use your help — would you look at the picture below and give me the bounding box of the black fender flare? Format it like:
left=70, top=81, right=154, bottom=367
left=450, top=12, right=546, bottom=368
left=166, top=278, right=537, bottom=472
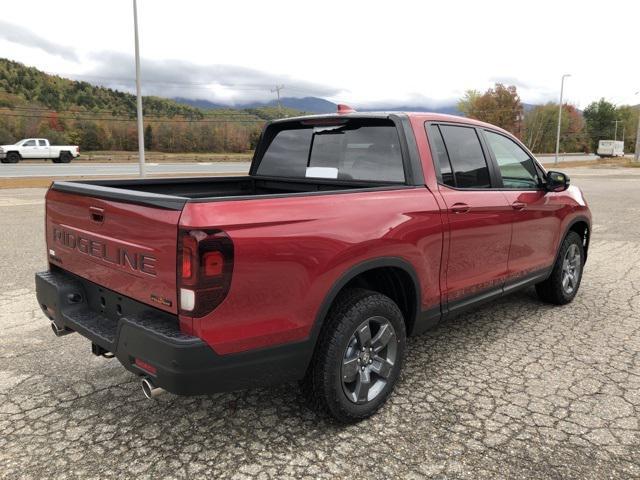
left=307, top=256, right=422, bottom=346
left=556, top=215, right=591, bottom=265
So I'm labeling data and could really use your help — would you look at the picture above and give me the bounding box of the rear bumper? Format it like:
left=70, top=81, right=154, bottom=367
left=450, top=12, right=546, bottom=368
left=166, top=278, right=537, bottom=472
left=35, top=268, right=311, bottom=395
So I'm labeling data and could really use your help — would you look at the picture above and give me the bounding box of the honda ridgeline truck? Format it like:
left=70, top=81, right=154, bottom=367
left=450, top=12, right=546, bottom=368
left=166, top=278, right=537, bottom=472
left=36, top=108, right=591, bottom=422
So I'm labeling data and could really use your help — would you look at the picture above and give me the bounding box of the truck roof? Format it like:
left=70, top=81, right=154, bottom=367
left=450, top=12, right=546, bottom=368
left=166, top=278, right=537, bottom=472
left=269, top=111, right=511, bottom=136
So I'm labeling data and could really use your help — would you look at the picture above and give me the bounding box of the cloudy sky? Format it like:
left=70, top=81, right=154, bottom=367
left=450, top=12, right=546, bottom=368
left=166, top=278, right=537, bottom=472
left=0, top=0, right=638, bottom=108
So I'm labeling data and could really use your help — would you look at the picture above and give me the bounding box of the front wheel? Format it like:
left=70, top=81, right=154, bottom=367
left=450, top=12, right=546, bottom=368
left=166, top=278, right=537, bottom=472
left=302, top=288, right=406, bottom=423
left=536, top=231, right=584, bottom=304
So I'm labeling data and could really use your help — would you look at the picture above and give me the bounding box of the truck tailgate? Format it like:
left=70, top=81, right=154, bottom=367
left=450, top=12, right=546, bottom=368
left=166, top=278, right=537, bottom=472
left=45, top=188, right=181, bottom=314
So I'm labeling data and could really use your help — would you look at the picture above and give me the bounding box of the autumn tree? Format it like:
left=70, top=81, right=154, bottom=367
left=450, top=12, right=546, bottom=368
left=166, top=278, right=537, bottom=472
left=523, top=103, right=588, bottom=153
left=457, top=83, right=523, bottom=137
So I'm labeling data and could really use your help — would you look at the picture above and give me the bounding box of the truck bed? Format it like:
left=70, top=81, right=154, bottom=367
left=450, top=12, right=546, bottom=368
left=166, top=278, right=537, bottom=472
left=51, top=175, right=401, bottom=210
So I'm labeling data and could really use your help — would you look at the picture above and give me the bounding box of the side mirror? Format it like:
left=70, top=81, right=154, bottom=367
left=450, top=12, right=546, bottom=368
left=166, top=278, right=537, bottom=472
left=545, top=170, right=570, bottom=192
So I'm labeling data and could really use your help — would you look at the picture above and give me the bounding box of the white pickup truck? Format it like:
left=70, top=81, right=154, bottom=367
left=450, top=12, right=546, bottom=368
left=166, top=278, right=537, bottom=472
left=0, top=138, right=80, bottom=164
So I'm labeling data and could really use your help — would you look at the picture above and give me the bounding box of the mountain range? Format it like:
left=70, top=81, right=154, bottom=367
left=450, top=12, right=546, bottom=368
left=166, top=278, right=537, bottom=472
left=173, top=96, right=462, bottom=115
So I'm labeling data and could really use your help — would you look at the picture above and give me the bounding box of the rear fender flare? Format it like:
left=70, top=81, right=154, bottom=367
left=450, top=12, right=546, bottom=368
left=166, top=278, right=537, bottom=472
left=308, top=256, right=422, bottom=346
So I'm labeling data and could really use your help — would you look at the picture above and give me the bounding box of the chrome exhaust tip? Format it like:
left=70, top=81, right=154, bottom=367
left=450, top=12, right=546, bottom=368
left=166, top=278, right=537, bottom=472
left=141, top=377, right=165, bottom=399
left=51, top=321, right=73, bottom=337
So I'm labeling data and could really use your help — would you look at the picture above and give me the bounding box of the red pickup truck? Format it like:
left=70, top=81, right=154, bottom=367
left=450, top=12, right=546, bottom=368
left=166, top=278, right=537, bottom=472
left=36, top=110, right=591, bottom=422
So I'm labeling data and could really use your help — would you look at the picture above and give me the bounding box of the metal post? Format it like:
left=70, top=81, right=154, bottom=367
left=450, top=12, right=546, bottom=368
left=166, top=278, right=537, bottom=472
left=554, top=74, right=570, bottom=164
left=635, top=115, right=640, bottom=162
left=635, top=92, right=639, bottom=162
left=133, top=0, right=145, bottom=177
left=271, top=84, right=285, bottom=117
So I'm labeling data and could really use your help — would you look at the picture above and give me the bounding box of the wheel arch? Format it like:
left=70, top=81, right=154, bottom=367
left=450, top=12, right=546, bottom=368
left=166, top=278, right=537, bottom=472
left=310, top=257, right=422, bottom=345
left=564, top=216, right=591, bottom=261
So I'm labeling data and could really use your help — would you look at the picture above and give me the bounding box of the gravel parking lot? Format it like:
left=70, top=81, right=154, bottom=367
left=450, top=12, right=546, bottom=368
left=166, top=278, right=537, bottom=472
left=1, top=167, right=639, bottom=479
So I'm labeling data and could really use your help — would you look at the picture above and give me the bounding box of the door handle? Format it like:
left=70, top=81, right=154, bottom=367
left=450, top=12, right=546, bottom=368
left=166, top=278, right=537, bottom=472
left=511, top=202, right=526, bottom=211
left=450, top=202, right=470, bottom=214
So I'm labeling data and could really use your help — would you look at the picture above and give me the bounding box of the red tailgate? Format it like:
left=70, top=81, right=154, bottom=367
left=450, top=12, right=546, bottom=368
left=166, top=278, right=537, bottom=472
left=45, top=189, right=181, bottom=313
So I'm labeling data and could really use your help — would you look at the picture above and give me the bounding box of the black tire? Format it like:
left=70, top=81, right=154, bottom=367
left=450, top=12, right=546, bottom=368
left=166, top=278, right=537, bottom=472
left=302, top=288, right=406, bottom=423
left=3, top=152, right=20, bottom=164
left=58, top=151, right=72, bottom=163
left=536, top=231, right=584, bottom=305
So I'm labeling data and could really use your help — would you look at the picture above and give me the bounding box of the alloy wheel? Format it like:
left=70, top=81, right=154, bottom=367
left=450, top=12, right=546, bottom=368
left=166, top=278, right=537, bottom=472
left=341, top=316, right=397, bottom=404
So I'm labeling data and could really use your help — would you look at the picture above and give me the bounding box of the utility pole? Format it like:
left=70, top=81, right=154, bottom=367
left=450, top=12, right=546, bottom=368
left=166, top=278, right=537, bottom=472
left=636, top=120, right=640, bottom=162
left=133, top=0, right=145, bottom=177
left=635, top=92, right=640, bottom=162
left=271, top=84, right=285, bottom=117
left=555, top=74, right=571, bottom=164
left=612, top=120, right=621, bottom=141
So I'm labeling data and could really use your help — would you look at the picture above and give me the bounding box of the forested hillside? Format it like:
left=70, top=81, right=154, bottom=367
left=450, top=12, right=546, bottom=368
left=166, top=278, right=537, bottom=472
left=0, top=58, right=301, bottom=152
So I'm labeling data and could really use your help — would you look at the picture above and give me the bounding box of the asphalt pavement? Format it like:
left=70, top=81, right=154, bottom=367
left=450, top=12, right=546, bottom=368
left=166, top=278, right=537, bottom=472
left=1, top=166, right=639, bottom=479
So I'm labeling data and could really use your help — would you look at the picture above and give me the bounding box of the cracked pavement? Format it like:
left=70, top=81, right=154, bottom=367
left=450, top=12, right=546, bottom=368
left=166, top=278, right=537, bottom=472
left=1, top=170, right=639, bottom=479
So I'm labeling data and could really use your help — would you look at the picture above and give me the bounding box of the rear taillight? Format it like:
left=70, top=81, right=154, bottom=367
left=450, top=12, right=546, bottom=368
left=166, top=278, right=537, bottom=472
left=177, top=230, right=233, bottom=317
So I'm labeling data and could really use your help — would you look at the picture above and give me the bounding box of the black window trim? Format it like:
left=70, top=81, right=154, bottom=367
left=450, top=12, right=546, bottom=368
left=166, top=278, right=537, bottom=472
left=479, top=128, right=546, bottom=191
left=424, top=120, right=501, bottom=191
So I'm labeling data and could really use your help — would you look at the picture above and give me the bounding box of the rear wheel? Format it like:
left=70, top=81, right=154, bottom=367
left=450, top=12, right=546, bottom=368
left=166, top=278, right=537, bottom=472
left=58, top=151, right=72, bottom=163
left=536, top=231, right=584, bottom=304
left=302, top=288, right=406, bottom=423
left=2, top=152, right=20, bottom=164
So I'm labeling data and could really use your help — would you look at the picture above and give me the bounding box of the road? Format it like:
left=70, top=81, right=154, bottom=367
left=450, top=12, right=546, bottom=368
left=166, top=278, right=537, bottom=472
left=0, top=161, right=250, bottom=178
left=0, top=154, right=615, bottom=178
left=1, top=167, right=639, bottom=479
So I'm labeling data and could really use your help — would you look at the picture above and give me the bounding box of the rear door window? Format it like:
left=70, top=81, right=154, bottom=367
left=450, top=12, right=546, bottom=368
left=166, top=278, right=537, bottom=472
left=438, top=125, right=491, bottom=188
left=38, top=139, right=47, bottom=147
left=257, top=120, right=405, bottom=183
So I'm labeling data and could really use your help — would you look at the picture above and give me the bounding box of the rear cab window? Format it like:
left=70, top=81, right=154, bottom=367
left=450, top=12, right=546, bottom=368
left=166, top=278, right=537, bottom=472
left=256, top=119, right=406, bottom=183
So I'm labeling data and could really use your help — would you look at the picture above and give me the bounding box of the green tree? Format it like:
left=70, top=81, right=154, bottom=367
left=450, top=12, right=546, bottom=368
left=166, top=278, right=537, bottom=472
left=144, top=124, right=154, bottom=149
left=0, top=124, right=14, bottom=144
left=614, top=105, right=639, bottom=152
left=583, top=99, right=618, bottom=151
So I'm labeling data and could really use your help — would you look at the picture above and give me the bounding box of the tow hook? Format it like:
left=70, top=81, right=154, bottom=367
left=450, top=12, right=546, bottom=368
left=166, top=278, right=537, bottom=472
left=141, top=377, right=165, bottom=399
left=50, top=321, right=73, bottom=337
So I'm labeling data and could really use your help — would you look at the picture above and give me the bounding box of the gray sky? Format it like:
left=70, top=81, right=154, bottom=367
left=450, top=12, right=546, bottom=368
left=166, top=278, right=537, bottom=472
left=0, top=0, right=638, bottom=108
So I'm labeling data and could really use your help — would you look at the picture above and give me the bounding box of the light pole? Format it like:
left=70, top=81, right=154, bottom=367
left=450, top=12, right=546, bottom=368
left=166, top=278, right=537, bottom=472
left=133, top=0, right=145, bottom=177
left=635, top=91, right=640, bottom=162
left=554, top=74, right=571, bottom=164
left=612, top=120, right=622, bottom=141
